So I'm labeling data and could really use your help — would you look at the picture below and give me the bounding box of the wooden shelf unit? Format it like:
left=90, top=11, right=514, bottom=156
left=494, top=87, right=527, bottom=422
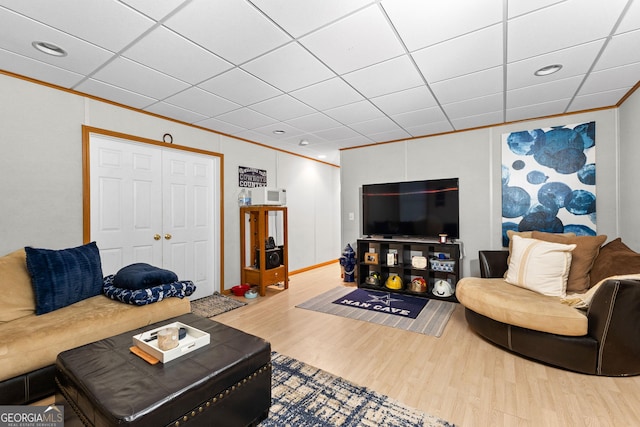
left=240, top=206, right=288, bottom=296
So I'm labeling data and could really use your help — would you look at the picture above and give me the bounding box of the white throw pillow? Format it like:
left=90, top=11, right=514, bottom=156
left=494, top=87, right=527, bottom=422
left=505, top=235, right=576, bottom=297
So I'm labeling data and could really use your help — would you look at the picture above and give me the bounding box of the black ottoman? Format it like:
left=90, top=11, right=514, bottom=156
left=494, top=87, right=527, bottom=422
left=55, top=313, right=271, bottom=427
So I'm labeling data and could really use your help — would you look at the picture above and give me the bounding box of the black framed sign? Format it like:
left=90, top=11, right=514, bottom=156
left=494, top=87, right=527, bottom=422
left=238, top=166, right=267, bottom=188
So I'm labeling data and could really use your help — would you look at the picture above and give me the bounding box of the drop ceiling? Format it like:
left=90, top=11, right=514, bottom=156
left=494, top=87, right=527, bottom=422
left=1, top=0, right=639, bottom=165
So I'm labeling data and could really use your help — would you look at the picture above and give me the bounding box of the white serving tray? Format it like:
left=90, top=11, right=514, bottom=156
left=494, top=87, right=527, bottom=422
left=133, top=321, right=210, bottom=363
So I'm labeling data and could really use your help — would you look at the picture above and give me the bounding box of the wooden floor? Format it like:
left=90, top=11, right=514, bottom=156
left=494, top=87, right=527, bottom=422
left=217, top=263, right=640, bottom=427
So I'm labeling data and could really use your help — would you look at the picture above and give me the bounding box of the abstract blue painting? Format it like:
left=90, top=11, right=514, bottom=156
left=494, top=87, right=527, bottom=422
left=501, top=122, right=596, bottom=247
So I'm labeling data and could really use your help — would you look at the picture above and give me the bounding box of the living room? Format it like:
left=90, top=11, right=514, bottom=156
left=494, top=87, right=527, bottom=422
left=1, top=1, right=640, bottom=426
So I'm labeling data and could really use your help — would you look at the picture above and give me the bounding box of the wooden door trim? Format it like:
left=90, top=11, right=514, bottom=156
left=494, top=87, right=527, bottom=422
left=82, top=125, right=225, bottom=291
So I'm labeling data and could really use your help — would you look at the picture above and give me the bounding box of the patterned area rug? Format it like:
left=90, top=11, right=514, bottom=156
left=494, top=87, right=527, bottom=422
left=190, top=292, right=247, bottom=318
left=261, top=352, right=455, bottom=427
left=297, top=287, right=455, bottom=337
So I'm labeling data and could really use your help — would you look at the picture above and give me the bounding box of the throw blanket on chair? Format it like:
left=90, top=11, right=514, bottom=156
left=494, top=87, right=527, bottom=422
left=103, top=275, right=196, bottom=305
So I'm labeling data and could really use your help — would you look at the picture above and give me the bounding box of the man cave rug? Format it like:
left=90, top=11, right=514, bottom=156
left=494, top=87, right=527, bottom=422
left=190, top=292, right=247, bottom=318
left=297, top=287, right=455, bottom=337
left=261, top=352, right=455, bottom=427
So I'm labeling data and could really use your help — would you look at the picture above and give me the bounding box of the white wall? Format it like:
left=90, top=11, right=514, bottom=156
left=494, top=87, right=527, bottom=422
left=341, top=109, right=620, bottom=277
left=0, top=73, right=341, bottom=289
left=619, top=88, right=640, bottom=250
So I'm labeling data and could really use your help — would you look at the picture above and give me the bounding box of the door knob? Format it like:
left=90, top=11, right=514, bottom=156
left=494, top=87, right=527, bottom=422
left=154, top=234, right=161, bottom=241
left=164, top=233, right=172, bottom=240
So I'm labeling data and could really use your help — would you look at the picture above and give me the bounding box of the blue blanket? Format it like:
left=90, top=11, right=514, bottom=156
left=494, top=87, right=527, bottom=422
left=103, top=275, right=195, bottom=306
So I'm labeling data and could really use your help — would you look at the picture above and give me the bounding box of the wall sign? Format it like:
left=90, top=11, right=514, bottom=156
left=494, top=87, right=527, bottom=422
left=501, top=121, right=596, bottom=247
left=239, top=166, right=267, bottom=188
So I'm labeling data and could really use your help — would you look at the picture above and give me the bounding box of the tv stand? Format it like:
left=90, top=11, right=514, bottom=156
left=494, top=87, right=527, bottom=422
left=356, top=237, right=461, bottom=302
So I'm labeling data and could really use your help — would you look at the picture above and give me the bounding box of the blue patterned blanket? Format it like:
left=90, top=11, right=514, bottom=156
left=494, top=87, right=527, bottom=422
left=103, top=275, right=195, bottom=306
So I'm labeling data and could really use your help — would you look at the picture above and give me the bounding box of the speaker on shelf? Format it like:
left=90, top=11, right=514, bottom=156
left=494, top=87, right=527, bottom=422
left=255, top=246, right=283, bottom=270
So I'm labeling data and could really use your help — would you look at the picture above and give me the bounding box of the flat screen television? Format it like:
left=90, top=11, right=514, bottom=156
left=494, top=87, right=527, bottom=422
left=362, top=178, right=459, bottom=239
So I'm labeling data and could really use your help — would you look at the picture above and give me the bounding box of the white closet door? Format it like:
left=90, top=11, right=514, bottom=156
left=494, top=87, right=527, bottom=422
left=90, top=136, right=163, bottom=275
left=90, top=134, right=219, bottom=299
left=162, top=149, right=216, bottom=300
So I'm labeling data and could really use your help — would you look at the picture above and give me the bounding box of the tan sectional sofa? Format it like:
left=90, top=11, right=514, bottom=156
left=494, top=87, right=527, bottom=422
left=0, top=248, right=191, bottom=404
left=456, top=236, right=640, bottom=376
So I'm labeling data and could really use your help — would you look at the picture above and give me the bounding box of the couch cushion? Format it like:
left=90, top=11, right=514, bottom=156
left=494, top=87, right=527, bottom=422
left=0, top=249, right=35, bottom=323
left=456, top=277, right=588, bottom=336
left=589, top=238, right=640, bottom=286
left=505, top=235, right=575, bottom=297
left=532, top=231, right=607, bottom=293
left=25, top=242, right=103, bottom=315
left=0, top=294, right=191, bottom=382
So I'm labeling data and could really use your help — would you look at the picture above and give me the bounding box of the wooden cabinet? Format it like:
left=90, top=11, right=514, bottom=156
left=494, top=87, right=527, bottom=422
left=240, top=206, right=288, bottom=296
left=357, top=238, right=461, bottom=303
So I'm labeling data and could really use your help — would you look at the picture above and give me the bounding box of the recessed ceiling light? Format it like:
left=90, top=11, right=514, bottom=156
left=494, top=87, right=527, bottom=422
left=273, top=130, right=285, bottom=135
left=534, top=64, right=562, bottom=76
left=318, top=155, right=327, bottom=159
left=299, top=139, right=309, bottom=146
left=32, top=41, right=67, bottom=57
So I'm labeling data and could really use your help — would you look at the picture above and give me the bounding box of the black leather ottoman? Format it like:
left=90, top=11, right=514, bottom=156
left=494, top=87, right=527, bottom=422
left=55, top=313, right=271, bottom=427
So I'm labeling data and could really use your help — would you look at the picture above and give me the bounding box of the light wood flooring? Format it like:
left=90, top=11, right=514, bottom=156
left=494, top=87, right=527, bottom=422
left=216, top=263, right=640, bottom=427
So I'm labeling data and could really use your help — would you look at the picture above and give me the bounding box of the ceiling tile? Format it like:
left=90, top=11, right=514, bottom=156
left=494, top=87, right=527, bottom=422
left=250, top=0, right=374, bottom=38
left=0, top=0, right=155, bottom=52
left=349, top=116, right=401, bottom=135
left=241, top=42, right=335, bottom=92
left=299, top=5, right=405, bottom=74
left=430, top=66, right=503, bottom=104
left=285, top=112, right=342, bottom=133
left=579, top=62, right=640, bottom=96
left=290, top=77, right=364, bottom=110
left=507, top=75, right=583, bottom=109
left=441, top=93, right=503, bottom=119
left=508, top=0, right=628, bottom=62
left=412, top=24, right=503, bottom=83
left=215, top=108, right=277, bottom=129
left=617, top=0, right=640, bottom=33
left=145, top=102, right=208, bottom=123
left=123, top=26, right=233, bottom=84
left=74, top=78, right=156, bottom=109
left=335, top=135, right=375, bottom=148
left=193, top=117, right=246, bottom=135
left=0, top=7, right=114, bottom=75
left=507, top=40, right=603, bottom=90
left=595, top=29, right=640, bottom=71
left=314, top=126, right=363, bottom=141
left=324, top=100, right=384, bottom=124
left=199, top=68, right=281, bottom=106
left=371, top=86, right=438, bottom=116
left=120, top=0, right=188, bottom=21
left=383, top=0, right=503, bottom=51
left=405, top=121, right=454, bottom=137
left=164, top=87, right=240, bottom=116
left=250, top=122, right=307, bottom=139
left=568, top=87, right=631, bottom=112
left=365, top=128, right=411, bottom=143
left=507, top=0, right=564, bottom=19
left=91, top=57, right=189, bottom=99
left=342, top=55, right=423, bottom=98
left=506, top=99, right=570, bottom=122
left=391, top=106, right=448, bottom=128
left=249, top=95, right=316, bottom=121
left=450, top=110, right=504, bottom=130
left=164, top=0, right=291, bottom=64
left=0, top=48, right=84, bottom=88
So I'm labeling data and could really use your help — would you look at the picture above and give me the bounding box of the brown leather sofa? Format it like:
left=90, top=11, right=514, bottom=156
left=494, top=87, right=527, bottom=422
left=458, top=250, right=640, bottom=376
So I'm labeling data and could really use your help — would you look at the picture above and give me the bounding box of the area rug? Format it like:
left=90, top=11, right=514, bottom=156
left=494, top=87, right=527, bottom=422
left=332, top=288, right=428, bottom=319
left=190, top=292, right=247, bottom=318
left=261, top=352, right=455, bottom=427
left=297, top=287, right=455, bottom=337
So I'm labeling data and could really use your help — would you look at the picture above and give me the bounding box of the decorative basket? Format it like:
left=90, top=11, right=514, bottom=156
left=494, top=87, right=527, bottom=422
left=429, top=258, right=455, bottom=272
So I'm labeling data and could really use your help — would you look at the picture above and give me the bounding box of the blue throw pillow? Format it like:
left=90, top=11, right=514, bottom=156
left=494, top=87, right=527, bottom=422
left=113, top=263, right=179, bottom=290
left=25, top=242, right=104, bottom=315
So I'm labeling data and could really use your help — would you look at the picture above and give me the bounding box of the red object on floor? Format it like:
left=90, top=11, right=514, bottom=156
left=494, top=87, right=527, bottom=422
left=231, top=284, right=250, bottom=296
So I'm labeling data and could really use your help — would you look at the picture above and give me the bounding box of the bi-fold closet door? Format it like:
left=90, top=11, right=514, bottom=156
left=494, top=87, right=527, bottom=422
left=89, top=134, right=219, bottom=300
